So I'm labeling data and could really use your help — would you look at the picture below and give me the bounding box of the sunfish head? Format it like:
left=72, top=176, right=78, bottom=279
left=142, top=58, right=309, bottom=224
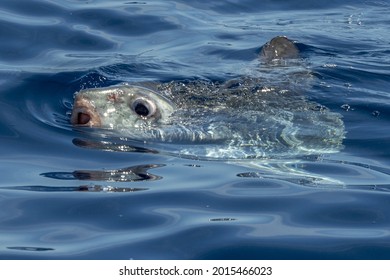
left=71, top=84, right=175, bottom=129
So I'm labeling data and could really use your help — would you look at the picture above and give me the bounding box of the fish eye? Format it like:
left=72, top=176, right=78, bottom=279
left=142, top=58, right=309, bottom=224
left=131, top=98, right=157, bottom=118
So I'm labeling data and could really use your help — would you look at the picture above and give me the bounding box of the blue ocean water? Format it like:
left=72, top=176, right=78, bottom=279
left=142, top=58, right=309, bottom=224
left=0, top=0, right=389, bottom=260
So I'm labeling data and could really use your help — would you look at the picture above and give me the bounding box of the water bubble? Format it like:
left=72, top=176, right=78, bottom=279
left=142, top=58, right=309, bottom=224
left=344, top=83, right=352, bottom=88
left=341, top=104, right=351, bottom=111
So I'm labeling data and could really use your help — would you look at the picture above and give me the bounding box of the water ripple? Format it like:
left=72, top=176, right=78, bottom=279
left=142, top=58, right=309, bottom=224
left=0, top=0, right=389, bottom=260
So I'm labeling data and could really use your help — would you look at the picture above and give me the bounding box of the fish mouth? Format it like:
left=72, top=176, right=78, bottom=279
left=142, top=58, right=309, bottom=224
left=77, top=111, right=91, bottom=125
left=72, top=108, right=91, bottom=125
left=70, top=98, right=102, bottom=127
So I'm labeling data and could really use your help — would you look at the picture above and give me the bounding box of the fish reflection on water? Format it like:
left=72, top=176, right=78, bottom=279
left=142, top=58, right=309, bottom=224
left=3, top=164, right=163, bottom=192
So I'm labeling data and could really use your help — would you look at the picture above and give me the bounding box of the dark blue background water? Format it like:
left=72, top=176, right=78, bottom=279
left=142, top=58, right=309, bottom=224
left=0, top=0, right=389, bottom=259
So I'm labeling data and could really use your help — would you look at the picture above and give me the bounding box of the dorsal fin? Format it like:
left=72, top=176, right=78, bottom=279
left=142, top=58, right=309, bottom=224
left=260, top=36, right=299, bottom=63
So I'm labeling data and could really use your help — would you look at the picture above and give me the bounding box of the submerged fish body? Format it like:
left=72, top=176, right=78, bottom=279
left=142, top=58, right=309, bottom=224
left=71, top=37, right=345, bottom=159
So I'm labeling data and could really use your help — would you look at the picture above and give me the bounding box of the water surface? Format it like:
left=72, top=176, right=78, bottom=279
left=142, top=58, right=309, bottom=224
left=0, top=0, right=389, bottom=259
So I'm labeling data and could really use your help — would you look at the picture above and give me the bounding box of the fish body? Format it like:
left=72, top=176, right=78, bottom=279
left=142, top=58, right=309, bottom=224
left=70, top=37, right=345, bottom=159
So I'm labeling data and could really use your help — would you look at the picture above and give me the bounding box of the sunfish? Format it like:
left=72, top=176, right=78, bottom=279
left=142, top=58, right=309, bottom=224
left=70, top=37, right=344, bottom=159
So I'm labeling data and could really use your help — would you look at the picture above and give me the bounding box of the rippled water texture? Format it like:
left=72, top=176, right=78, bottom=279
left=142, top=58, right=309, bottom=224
left=0, top=0, right=389, bottom=259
